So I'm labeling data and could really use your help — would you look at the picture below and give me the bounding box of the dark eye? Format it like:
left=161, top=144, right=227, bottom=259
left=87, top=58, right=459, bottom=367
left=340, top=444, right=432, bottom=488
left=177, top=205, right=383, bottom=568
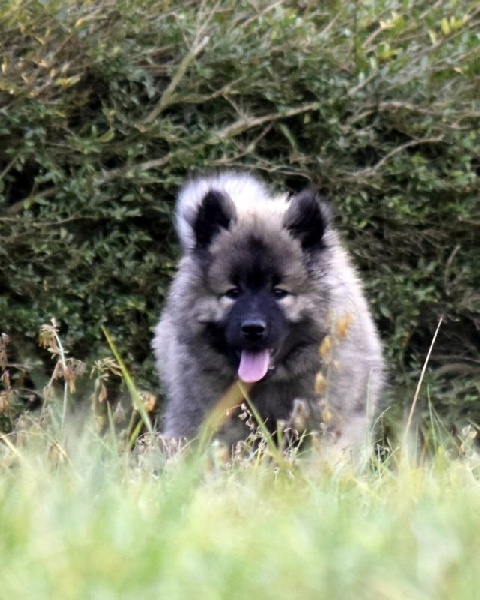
left=224, top=287, right=241, bottom=299
left=272, top=288, right=289, bottom=300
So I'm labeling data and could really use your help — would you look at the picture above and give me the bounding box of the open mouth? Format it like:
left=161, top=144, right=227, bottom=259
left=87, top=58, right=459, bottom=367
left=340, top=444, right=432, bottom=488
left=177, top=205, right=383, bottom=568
left=237, top=349, right=275, bottom=383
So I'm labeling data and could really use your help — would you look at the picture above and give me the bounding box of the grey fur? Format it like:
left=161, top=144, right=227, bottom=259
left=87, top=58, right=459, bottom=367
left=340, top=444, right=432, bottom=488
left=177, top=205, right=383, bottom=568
left=153, top=172, right=385, bottom=453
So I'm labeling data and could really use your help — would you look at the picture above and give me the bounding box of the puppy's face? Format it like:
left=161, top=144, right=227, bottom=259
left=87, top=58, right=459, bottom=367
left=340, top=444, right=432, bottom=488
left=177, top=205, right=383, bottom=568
left=189, top=188, right=330, bottom=382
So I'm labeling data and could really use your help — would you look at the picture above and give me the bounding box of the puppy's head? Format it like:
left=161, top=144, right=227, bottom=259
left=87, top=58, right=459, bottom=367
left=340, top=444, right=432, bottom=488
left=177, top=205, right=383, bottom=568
left=184, top=180, right=331, bottom=382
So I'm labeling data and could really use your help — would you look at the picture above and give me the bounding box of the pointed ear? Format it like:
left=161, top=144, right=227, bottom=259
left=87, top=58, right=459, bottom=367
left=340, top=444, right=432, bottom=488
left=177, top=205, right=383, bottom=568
left=192, top=190, right=236, bottom=249
left=283, top=189, right=331, bottom=251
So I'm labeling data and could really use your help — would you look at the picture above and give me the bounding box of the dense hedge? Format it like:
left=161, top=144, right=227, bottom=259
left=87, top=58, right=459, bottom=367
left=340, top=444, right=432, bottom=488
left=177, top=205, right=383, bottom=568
left=1, top=0, right=479, bottom=432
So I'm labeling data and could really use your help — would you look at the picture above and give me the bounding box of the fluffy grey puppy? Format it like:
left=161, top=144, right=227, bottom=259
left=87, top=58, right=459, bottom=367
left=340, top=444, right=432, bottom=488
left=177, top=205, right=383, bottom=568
left=153, top=172, right=384, bottom=452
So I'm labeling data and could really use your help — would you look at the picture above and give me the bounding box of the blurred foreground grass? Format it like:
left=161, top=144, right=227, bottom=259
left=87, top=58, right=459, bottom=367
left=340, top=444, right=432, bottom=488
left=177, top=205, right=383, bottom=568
left=1, top=411, right=480, bottom=600
left=2, top=322, right=479, bottom=599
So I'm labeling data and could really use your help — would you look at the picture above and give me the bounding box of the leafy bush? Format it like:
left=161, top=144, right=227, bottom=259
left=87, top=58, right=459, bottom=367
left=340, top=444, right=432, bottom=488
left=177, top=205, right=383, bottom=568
left=1, top=0, right=479, bottom=430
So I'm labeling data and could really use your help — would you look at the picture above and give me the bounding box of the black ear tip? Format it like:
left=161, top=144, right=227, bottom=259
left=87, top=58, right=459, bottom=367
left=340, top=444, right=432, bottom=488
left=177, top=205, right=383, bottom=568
left=193, top=189, right=236, bottom=249
left=293, top=188, right=332, bottom=221
left=202, top=190, right=225, bottom=212
left=283, top=188, right=331, bottom=250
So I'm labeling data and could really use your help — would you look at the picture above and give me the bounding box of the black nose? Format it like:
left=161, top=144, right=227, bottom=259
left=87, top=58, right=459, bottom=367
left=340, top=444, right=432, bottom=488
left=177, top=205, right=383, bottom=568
left=241, top=319, right=267, bottom=341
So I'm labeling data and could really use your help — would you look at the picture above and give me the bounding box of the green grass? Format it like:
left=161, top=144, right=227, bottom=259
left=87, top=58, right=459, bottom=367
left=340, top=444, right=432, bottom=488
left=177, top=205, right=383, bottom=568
left=2, top=323, right=479, bottom=599
left=1, top=410, right=480, bottom=600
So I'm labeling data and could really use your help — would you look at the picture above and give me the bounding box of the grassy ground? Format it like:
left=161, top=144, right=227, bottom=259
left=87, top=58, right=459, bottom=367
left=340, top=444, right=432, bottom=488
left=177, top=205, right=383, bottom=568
left=1, top=405, right=480, bottom=600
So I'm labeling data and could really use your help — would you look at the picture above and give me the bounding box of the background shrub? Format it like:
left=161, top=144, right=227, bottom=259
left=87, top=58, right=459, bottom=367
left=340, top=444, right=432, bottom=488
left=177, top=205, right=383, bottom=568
left=1, top=0, right=479, bottom=433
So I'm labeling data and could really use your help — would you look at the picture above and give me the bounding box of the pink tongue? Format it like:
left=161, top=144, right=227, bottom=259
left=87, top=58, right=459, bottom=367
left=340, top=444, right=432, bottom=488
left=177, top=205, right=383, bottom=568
left=238, top=350, right=270, bottom=383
